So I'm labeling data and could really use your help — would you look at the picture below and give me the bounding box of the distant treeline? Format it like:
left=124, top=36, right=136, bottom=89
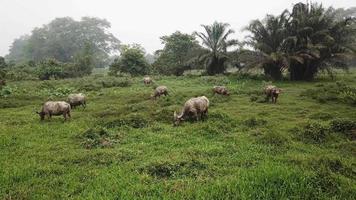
left=1, top=2, right=356, bottom=81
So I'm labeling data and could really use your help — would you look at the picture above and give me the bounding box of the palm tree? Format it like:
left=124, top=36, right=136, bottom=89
left=286, top=2, right=356, bottom=80
left=241, top=12, right=291, bottom=80
left=242, top=2, right=356, bottom=81
left=194, top=22, right=238, bottom=75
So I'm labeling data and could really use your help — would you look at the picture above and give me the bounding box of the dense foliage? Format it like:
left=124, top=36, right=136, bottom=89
left=6, top=17, right=120, bottom=68
left=0, top=56, right=7, bottom=79
left=153, top=31, right=201, bottom=75
left=3, top=2, right=356, bottom=79
left=242, top=2, right=356, bottom=80
left=1, top=73, right=356, bottom=199
left=194, top=22, right=239, bottom=75
left=109, top=44, right=151, bottom=76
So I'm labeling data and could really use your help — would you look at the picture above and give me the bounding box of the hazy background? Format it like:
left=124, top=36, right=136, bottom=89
left=0, top=0, right=354, bottom=56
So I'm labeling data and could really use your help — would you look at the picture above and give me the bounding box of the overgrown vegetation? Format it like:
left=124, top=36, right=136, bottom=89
left=1, top=1, right=356, bottom=199
left=1, top=71, right=356, bottom=199
left=301, top=81, right=356, bottom=105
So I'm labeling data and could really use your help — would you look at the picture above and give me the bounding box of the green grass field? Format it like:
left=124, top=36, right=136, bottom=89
left=1, top=72, right=356, bottom=199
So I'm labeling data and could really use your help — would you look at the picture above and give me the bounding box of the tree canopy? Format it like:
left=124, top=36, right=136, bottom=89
left=153, top=31, right=201, bottom=75
left=6, top=17, right=120, bottom=68
left=242, top=2, right=356, bottom=80
left=194, top=22, right=239, bottom=75
left=109, top=44, right=150, bottom=76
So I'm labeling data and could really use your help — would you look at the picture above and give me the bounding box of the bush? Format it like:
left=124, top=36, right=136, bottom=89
left=109, top=44, right=151, bottom=76
left=0, top=86, right=15, bottom=97
left=37, top=83, right=73, bottom=97
left=139, top=159, right=207, bottom=179
left=78, top=127, right=120, bottom=149
left=301, top=82, right=356, bottom=106
left=99, top=77, right=131, bottom=88
left=330, top=118, right=356, bottom=133
left=200, top=76, right=231, bottom=85
left=5, top=63, right=38, bottom=81
left=309, top=112, right=333, bottom=120
left=103, top=113, right=149, bottom=129
left=294, top=121, right=329, bottom=144
left=258, top=131, right=289, bottom=147
left=330, top=119, right=356, bottom=140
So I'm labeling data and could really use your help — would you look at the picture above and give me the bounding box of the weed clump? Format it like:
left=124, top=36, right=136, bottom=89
left=139, top=159, right=207, bottom=179
left=100, top=76, right=131, bottom=88
left=258, top=131, right=289, bottom=147
left=104, top=113, right=149, bottom=129
left=309, top=112, right=333, bottom=120
left=77, top=76, right=132, bottom=92
left=301, top=81, right=356, bottom=105
left=0, top=85, right=16, bottom=97
left=330, top=118, right=356, bottom=140
left=309, top=156, right=355, bottom=179
left=294, top=121, right=329, bottom=144
left=78, top=127, right=121, bottom=149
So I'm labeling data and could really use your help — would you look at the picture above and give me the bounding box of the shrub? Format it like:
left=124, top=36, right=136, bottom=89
left=294, top=121, right=329, bottom=144
left=330, top=118, right=356, bottom=133
left=258, top=131, right=289, bottom=147
left=309, top=112, right=333, bottom=120
left=330, top=118, right=356, bottom=140
left=38, top=85, right=73, bottom=97
left=104, top=113, right=149, bottom=129
left=139, top=159, right=207, bottom=179
left=109, top=44, right=151, bottom=76
left=339, top=90, right=356, bottom=105
left=99, top=77, right=131, bottom=88
left=78, top=127, right=120, bottom=149
left=300, top=82, right=356, bottom=106
left=0, top=86, right=15, bottom=97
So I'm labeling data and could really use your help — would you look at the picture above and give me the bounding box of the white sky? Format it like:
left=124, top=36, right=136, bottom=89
left=0, top=0, right=354, bottom=56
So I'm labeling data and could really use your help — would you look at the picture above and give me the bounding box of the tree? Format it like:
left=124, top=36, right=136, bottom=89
left=286, top=2, right=356, bottom=80
left=109, top=44, right=150, bottom=76
left=243, top=2, right=356, bottom=81
left=36, top=59, right=65, bottom=80
left=71, top=43, right=95, bottom=77
left=7, top=17, right=120, bottom=68
left=5, top=35, right=31, bottom=63
left=194, top=22, right=238, bottom=75
left=153, top=31, right=201, bottom=75
left=0, top=57, right=7, bottom=79
left=242, top=13, right=290, bottom=80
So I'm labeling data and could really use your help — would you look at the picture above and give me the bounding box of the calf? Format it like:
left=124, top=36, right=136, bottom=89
left=213, top=86, right=230, bottom=96
left=264, top=85, right=282, bottom=103
left=151, top=86, right=168, bottom=99
left=143, top=76, right=152, bottom=85
left=67, top=93, right=86, bottom=109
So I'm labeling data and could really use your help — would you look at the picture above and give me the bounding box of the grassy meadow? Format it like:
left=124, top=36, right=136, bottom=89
left=1, top=71, right=356, bottom=199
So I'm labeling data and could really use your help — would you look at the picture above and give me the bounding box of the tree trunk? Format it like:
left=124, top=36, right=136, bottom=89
left=207, top=56, right=226, bottom=75
left=263, top=63, right=282, bottom=80
left=289, top=61, right=318, bottom=81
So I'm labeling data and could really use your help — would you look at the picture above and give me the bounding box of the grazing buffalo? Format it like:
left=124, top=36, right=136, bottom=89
left=36, top=101, right=71, bottom=121
left=174, top=96, right=209, bottom=126
left=151, top=86, right=168, bottom=99
left=264, top=85, right=282, bottom=103
left=67, top=93, right=86, bottom=109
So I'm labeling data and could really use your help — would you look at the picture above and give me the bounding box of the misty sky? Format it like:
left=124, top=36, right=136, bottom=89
left=0, top=0, right=355, bottom=56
